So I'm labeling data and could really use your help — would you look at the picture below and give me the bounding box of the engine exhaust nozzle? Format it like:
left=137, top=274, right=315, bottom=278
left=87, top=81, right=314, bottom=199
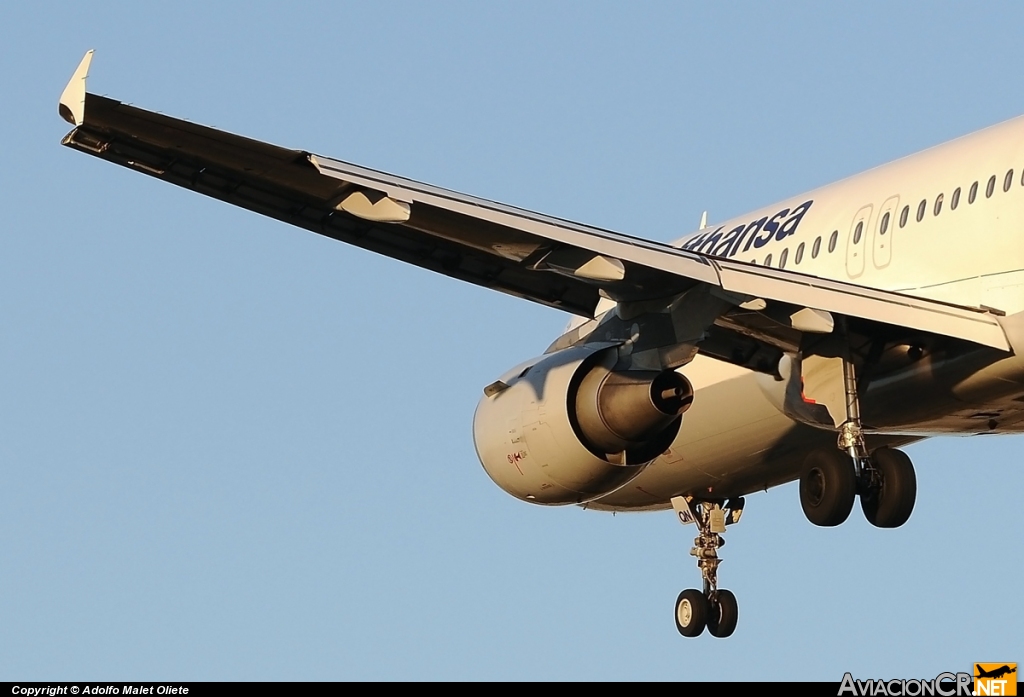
left=575, top=364, right=693, bottom=457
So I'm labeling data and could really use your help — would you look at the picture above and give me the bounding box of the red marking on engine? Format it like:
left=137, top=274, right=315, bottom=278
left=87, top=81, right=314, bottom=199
left=507, top=450, right=526, bottom=475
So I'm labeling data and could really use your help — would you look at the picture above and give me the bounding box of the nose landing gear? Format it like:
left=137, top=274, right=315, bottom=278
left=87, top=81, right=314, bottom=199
left=670, top=496, right=743, bottom=638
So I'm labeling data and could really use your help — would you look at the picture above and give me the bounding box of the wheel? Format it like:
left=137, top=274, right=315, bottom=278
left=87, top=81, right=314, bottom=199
left=675, top=588, right=709, bottom=637
left=707, top=589, right=738, bottom=638
left=800, top=448, right=857, bottom=526
left=861, top=447, right=916, bottom=528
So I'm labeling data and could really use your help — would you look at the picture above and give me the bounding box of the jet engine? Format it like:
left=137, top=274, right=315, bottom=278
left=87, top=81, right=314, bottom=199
left=473, top=344, right=693, bottom=505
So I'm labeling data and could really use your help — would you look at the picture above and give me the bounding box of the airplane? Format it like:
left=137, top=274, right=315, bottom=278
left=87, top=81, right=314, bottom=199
left=57, top=51, right=1024, bottom=638
left=975, top=666, right=1017, bottom=680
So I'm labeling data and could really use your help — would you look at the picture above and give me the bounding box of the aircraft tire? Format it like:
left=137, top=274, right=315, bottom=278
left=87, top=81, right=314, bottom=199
left=800, top=448, right=856, bottom=526
left=861, top=447, right=916, bottom=528
left=707, top=589, right=738, bottom=638
left=675, top=589, right=709, bottom=637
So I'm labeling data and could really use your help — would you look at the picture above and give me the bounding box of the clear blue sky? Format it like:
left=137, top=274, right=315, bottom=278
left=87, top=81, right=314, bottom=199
left=1, top=1, right=1021, bottom=680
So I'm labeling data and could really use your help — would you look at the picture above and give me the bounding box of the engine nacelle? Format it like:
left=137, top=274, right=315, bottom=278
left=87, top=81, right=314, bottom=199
left=473, top=344, right=692, bottom=505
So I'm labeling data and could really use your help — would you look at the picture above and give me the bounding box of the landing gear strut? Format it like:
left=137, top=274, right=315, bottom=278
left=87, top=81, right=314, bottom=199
left=799, top=350, right=916, bottom=527
left=670, top=496, right=743, bottom=637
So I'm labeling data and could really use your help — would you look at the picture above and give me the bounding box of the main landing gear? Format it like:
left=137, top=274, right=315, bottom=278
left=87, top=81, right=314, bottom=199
left=798, top=350, right=917, bottom=528
left=669, top=496, right=743, bottom=638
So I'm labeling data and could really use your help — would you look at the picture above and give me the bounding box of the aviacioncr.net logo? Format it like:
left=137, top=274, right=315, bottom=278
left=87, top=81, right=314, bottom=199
left=839, top=672, right=973, bottom=696
left=974, top=664, right=1017, bottom=696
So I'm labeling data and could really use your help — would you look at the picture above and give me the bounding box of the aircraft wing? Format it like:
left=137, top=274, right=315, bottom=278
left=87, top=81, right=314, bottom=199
left=58, top=52, right=1012, bottom=355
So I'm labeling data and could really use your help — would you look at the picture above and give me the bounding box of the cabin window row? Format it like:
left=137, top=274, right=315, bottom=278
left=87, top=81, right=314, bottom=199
left=760, top=166, right=1019, bottom=269
left=899, top=168, right=1018, bottom=229
left=762, top=229, right=839, bottom=269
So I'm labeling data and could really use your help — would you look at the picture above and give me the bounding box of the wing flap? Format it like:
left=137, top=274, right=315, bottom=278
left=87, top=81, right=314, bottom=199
left=714, top=261, right=1010, bottom=351
left=301, top=153, right=1013, bottom=351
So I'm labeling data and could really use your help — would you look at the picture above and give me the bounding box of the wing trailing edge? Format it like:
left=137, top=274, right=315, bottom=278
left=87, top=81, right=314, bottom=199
left=57, top=52, right=1013, bottom=355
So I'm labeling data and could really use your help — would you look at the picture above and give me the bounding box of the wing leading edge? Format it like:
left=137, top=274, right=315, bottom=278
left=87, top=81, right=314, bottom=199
left=58, top=52, right=1012, bottom=354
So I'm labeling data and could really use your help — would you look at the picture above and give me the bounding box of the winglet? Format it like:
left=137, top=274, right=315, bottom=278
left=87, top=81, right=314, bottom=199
left=699, top=210, right=708, bottom=230
left=59, top=50, right=94, bottom=126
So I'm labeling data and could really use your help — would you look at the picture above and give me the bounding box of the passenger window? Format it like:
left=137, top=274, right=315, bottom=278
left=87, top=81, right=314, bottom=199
left=812, top=236, right=821, bottom=258
left=828, top=230, right=838, bottom=252
left=880, top=211, right=890, bottom=235
left=951, top=187, right=961, bottom=210
left=795, top=242, right=805, bottom=265
left=934, top=193, right=943, bottom=216
left=916, top=199, right=926, bottom=222
left=969, top=181, right=978, bottom=203
left=1005, top=169, right=1014, bottom=192
left=764, top=254, right=772, bottom=267
left=900, top=205, right=909, bottom=227
left=853, top=221, right=863, bottom=243
left=779, top=248, right=789, bottom=269
left=987, top=175, right=996, bottom=198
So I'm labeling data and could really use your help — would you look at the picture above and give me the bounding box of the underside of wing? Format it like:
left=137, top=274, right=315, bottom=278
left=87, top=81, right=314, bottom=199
left=60, top=85, right=621, bottom=317
left=58, top=52, right=1013, bottom=371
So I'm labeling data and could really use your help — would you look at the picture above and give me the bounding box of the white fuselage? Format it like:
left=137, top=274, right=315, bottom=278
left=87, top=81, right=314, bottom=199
left=586, top=113, right=1024, bottom=511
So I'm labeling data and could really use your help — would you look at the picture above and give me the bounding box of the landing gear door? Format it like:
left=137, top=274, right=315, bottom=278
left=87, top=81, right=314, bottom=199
left=873, top=196, right=899, bottom=269
left=780, top=352, right=846, bottom=429
left=671, top=496, right=698, bottom=526
left=845, top=205, right=872, bottom=279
